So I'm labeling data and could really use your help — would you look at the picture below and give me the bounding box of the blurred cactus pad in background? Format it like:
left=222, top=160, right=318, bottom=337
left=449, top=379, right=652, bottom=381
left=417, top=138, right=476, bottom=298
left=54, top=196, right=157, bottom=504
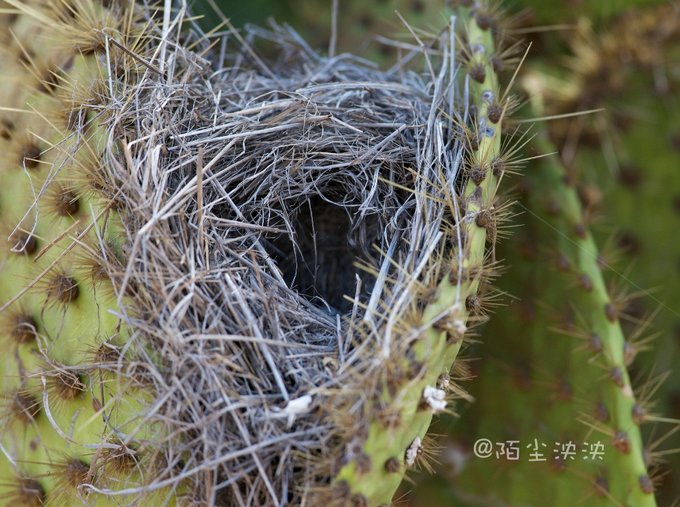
left=0, top=0, right=678, bottom=506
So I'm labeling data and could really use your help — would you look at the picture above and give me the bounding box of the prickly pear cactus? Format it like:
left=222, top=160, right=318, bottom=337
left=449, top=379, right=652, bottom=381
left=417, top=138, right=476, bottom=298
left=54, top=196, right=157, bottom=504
left=435, top=127, right=657, bottom=506
left=413, top=3, right=678, bottom=506
left=0, top=1, right=157, bottom=504
left=328, top=6, right=513, bottom=505
left=523, top=5, right=680, bottom=503
left=0, top=1, right=519, bottom=505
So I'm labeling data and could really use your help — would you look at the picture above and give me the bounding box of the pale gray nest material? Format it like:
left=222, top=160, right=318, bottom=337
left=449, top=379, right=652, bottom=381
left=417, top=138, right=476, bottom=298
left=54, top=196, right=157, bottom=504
left=93, top=5, right=468, bottom=506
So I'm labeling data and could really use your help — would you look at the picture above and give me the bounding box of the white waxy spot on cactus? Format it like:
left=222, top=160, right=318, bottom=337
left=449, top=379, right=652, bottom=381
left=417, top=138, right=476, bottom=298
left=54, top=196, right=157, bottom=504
left=271, top=394, right=313, bottom=427
left=405, top=437, right=422, bottom=467
left=423, top=385, right=447, bottom=413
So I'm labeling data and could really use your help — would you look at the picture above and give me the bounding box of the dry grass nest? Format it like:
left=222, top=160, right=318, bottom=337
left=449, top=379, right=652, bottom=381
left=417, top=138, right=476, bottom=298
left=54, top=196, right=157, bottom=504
left=67, top=4, right=474, bottom=506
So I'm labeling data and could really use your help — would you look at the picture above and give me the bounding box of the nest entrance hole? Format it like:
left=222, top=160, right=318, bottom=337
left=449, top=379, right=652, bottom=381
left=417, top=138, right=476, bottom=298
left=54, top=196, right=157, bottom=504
left=267, top=196, right=376, bottom=315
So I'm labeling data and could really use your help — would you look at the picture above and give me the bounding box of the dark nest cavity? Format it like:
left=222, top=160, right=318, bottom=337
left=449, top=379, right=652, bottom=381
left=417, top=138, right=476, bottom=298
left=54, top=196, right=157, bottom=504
left=265, top=194, right=382, bottom=315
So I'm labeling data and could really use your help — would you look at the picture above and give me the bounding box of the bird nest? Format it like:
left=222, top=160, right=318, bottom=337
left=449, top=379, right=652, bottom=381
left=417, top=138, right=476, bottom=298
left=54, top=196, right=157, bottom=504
left=88, top=6, right=469, bottom=506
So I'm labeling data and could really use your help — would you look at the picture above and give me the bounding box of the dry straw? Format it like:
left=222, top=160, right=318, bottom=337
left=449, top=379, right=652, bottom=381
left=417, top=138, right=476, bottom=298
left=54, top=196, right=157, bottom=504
left=44, top=2, right=477, bottom=505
